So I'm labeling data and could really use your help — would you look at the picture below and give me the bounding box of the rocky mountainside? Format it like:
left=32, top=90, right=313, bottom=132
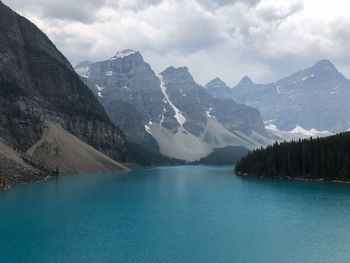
left=0, top=2, right=127, bottom=160
left=0, top=2, right=129, bottom=187
left=207, top=60, right=350, bottom=134
left=76, top=50, right=270, bottom=161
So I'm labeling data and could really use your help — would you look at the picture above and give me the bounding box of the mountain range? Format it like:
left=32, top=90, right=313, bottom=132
left=2, top=0, right=349, bottom=188
left=75, top=50, right=270, bottom=161
left=205, top=60, right=350, bottom=135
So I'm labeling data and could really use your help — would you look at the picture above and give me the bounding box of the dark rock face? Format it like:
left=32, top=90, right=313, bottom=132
left=211, top=99, right=266, bottom=136
left=231, top=60, right=350, bottom=132
left=0, top=2, right=127, bottom=161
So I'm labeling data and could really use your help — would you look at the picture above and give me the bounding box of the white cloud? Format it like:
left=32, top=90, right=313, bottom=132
left=3, top=0, right=350, bottom=86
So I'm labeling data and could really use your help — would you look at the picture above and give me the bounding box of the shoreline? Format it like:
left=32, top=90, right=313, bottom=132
left=235, top=171, right=350, bottom=185
left=0, top=176, right=51, bottom=191
left=0, top=163, right=134, bottom=191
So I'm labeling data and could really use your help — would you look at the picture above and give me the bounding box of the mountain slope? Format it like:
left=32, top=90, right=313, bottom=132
left=76, top=51, right=269, bottom=161
left=27, top=122, right=129, bottom=174
left=0, top=2, right=127, bottom=162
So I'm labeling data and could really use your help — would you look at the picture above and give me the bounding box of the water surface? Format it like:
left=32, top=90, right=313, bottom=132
left=1, top=166, right=350, bottom=263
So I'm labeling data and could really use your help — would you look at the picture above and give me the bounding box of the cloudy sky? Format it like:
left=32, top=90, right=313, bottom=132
left=3, top=0, right=350, bottom=86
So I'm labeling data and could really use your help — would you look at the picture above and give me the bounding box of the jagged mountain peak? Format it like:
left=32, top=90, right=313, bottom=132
left=160, top=66, right=194, bottom=83
left=161, top=66, right=189, bottom=74
left=205, top=77, right=232, bottom=99
left=237, top=75, right=254, bottom=86
left=281, top=59, right=345, bottom=85
left=205, top=77, right=229, bottom=88
left=312, top=59, right=336, bottom=70
left=307, top=59, right=344, bottom=77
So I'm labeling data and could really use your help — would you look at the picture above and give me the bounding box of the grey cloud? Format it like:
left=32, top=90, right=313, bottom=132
left=257, top=1, right=304, bottom=22
left=105, top=0, right=164, bottom=12
left=197, top=0, right=261, bottom=9
left=3, top=0, right=350, bottom=85
left=3, top=0, right=107, bottom=22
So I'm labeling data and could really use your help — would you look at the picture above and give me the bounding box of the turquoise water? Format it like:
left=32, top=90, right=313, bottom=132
left=1, top=166, right=350, bottom=263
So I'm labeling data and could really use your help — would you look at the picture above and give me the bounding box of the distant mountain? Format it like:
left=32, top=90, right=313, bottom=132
left=235, top=132, right=350, bottom=182
left=231, top=60, right=350, bottom=133
left=265, top=124, right=332, bottom=142
left=206, top=60, right=350, bottom=134
left=76, top=50, right=270, bottom=161
left=205, top=77, right=232, bottom=99
left=74, top=60, right=92, bottom=78
left=0, top=2, right=128, bottom=187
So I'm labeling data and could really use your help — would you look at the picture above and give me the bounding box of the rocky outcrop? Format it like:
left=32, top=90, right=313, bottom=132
left=0, top=139, right=49, bottom=190
left=0, top=2, right=128, bottom=162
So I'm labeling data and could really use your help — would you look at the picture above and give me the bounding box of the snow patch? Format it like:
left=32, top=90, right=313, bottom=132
left=96, top=84, right=104, bottom=92
left=159, top=75, right=186, bottom=126
left=110, top=49, right=137, bottom=60
left=96, top=84, right=104, bottom=98
left=206, top=107, right=214, bottom=118
left=302, top=74, right=314, bottom=81
left=266, top=124, right=332, bottom=141
left=144, top=125, right=152, bottom=134
left=276, top=85, right=281, bottom=94
left=290, top=125, right=331, bottom=137
left=265, top=124, right=279, bottom=132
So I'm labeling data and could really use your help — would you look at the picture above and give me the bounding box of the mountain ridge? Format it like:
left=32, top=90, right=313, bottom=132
left=205, top=59, right=350, bottom=133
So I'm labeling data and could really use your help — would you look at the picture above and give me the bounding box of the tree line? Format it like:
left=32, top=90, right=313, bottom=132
left=235, top=132, right=350, bottom=181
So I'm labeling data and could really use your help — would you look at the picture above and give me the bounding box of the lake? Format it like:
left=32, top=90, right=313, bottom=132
left=1, top=166, right=350, bottom=263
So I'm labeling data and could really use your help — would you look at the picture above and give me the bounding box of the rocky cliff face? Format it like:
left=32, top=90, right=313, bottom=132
left=82, top=50, right=176, bottom=149
left=76, top=50, right=269, bottom=161
left=0, top=2, right=127, bottom=161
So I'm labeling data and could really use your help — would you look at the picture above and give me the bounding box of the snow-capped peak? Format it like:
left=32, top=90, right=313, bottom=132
left=110, top=49, right=137, bottom=60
